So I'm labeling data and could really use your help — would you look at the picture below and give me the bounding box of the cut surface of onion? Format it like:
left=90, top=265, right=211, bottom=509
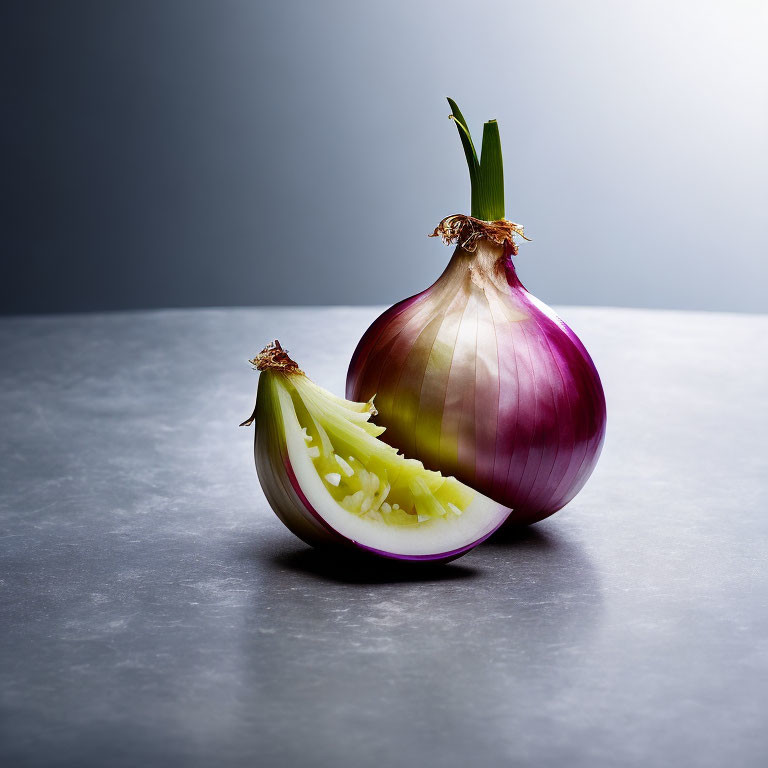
left=243, top=342, right=510, bottom=562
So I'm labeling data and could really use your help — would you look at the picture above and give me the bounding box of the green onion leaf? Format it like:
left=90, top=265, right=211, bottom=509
left=446, top=99, right=505, bottom=222
left=447, top=98, right=481, bottom=217
left=478, top=119, right=504, bottom=221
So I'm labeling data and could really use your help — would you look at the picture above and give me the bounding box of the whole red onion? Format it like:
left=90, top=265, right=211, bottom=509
left=346, top=240, right=606, bottom=524
left=346, top=101, right=606, bottom=525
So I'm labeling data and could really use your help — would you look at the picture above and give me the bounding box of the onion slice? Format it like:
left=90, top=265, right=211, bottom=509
left=243, top=342, right=510, bottom=562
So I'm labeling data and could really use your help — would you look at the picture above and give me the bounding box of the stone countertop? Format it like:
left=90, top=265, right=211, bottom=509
left=1, top=306, right=767, bottom=767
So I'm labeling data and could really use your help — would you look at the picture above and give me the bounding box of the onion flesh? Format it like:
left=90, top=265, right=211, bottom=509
left=244, top=343, right=510, bottom=561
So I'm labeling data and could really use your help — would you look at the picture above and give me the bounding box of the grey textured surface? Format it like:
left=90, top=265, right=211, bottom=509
left=1, top=306, right=767, bottom=767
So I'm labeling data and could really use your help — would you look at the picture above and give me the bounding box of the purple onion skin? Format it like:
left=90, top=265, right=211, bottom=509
left=346, top=241, right=607, bottom=525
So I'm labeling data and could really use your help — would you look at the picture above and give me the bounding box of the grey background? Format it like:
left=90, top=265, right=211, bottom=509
left=2, top=0, right=767, bottom=315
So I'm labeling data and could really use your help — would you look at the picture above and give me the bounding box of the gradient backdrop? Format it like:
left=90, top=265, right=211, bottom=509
left=2, top=0, right=767, bottom=315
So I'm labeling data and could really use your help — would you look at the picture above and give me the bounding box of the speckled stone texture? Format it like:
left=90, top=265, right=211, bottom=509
left=1, top=307, right=767, bottom=767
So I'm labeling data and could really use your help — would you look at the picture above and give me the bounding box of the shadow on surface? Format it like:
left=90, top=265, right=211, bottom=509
left=484, top=522, right=563, bottom=550
left=266, top=546, right=479, bottom=585
left=240, top=522, right=579, bottom=586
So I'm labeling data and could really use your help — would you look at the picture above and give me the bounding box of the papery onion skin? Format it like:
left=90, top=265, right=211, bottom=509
left=346, top=240, right=607, bottom=525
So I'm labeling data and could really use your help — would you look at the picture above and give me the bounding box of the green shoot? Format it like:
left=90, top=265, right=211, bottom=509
left=447, top=98, right=505, bottom=221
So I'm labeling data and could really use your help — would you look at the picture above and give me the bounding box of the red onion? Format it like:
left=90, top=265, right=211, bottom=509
left=346, top=101, right=606, bottom=524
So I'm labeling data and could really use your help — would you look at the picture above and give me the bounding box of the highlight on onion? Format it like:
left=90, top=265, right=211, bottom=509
left=241, top=342, right=510, bottom=562
left=347, top=99, right=607, bottom=525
